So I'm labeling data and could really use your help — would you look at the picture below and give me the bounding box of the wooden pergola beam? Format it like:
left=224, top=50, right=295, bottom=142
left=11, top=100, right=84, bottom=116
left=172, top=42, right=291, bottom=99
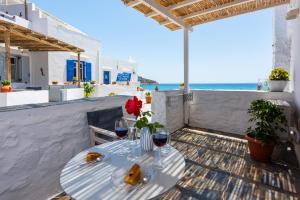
left=191, top=0, right=289, bottom=25
left=139, top=0, right=192, bottom=30
left=0, top=20, right=84, bottom=53
left=182, top=0, right=253, bottom=20
left=145, top=0, right=204, bottom=18
left=126, top=0, right=142, bottom=7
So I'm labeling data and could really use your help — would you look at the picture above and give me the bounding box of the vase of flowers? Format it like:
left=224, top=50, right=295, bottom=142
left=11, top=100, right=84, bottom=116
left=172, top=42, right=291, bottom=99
left=140, top=127, right=153, bottom=151
left=125, top=96, right=163, bottom=152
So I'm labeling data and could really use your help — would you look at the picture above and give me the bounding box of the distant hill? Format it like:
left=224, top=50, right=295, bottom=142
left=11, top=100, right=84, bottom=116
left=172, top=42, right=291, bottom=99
left=138, top=76, right=158, bottom=84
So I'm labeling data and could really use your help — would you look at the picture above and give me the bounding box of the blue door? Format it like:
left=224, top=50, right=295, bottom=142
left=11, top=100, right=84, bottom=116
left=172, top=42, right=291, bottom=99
left=103, top=71, right=110, bottom=84
left=66, top=60, right=75, bottom=81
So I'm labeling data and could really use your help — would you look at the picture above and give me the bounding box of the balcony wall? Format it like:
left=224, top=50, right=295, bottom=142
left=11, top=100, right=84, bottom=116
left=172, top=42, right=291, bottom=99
left=152, top=90, right=185, bottom=132
left=0, top=96, right=130, bottom=200
left=189, top=90, right=294, bottom=135
left=152, top=90, right=294, bottom=135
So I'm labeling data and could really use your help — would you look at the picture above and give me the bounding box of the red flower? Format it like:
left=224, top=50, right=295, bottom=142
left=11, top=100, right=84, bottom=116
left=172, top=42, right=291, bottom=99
left=125, top=96, right=142, bottom=117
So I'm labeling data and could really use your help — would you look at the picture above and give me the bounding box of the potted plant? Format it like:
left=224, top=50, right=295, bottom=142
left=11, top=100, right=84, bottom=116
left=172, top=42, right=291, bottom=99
left=108, top=92, right=117, bottom=96
left=125, top=96, right=163, bottom=151
left=112, top=81, right=117, bottom=85
left=91, top=80, right=96, bottom=85
left=268, top=68, right=289, bottom=92
left=1, top=80, right=12, bottom=93
left=245, top=99, right=287, bottom=162
left=179, top=83, right=184, bottom=90
left=83, top=82, right=95, bottom=97
left=155, top=85, right=159, bottom=92
left=52, top=81, right=58, bottom=85
left=145, top=92, right=152, bottom=104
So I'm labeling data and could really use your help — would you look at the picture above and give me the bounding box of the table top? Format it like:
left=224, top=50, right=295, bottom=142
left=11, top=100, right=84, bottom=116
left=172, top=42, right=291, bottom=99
left=60, top=140, right=185, bottom=200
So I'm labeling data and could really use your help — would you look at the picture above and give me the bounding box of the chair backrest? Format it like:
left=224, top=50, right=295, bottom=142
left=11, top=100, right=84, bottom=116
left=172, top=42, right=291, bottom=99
left=87, top=106, right=124, bottom=132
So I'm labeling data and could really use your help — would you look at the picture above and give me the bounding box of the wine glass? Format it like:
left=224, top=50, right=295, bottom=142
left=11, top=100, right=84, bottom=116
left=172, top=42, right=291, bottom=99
left=115, top=118, right=129, bottom=156
left=152, top=131, right=168, bottom=169
left=115, top=118, right=128, bottom=139
left=158, top=129, right=171, bottom=155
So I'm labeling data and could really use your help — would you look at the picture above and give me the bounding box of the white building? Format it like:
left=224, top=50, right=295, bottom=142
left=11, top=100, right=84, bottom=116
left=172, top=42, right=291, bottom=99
left=0, top=0, right=139, bottom=90
left=100, top=56, right=138, bottom=84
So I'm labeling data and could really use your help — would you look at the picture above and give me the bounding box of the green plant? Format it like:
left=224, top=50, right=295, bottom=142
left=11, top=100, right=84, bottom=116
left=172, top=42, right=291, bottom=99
left=269, top=68, right=289, bottom=81
left=146, top=92, right=151, bottom=97
left=1, top=80, right=10, bottom=86
left=108, top=92, right=117, bottom=96
left=180, top=83, right=184, bottom=87
left=83, top=82, right=95, bottom=97
left=247, top=99, right=287, bottom=143
left=155, top=86, right=159, bottom=91
left=91, top=80, right=96, bottom=84
left=134, top=111, right=164, bottom=133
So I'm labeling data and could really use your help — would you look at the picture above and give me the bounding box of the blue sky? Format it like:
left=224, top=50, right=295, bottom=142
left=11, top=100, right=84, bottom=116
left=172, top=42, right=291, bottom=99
left=32, top=0, right=273, bottom=83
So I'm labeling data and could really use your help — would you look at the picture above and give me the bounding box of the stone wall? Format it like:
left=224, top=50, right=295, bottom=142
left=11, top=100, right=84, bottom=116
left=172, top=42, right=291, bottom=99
left=0, top=96, right=130, bottom=200
left=189, top=90, right=294, bottom=135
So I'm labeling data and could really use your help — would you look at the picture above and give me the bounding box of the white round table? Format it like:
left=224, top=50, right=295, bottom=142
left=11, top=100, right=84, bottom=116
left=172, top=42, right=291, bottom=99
left=60, top=140, right=185, bottom=200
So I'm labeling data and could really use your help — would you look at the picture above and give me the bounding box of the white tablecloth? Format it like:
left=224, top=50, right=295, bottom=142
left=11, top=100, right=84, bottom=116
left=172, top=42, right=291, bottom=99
left=60, top=140, right=185, bottom=200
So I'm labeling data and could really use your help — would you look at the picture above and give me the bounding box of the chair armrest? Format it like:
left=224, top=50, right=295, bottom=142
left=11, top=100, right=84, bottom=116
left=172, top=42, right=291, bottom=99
left=89, top=125, right=118, bottom=139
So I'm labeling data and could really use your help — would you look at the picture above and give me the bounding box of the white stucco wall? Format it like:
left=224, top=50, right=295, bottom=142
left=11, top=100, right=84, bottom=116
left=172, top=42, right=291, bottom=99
left=61, top=88, right=84, bottom=101
left=100, top=57, right=139, bottom=84
left=273, top=5, right=291, bottom=71
left=0, top=90, right=48, bottom=107
left=47, top=18, right=101, bottom=84
left=291, top=2, right=300, bottom=127
left=92, top=84, right=140, bottom=98
left=152, top=90, right=185, bottom=132
left=29, top=52, right=48, bottom=89
left=0, top=3, right=101, bottom=87
left=189, top=90, right=294, bottom=135
left=0, top=96, right=130, bottom=200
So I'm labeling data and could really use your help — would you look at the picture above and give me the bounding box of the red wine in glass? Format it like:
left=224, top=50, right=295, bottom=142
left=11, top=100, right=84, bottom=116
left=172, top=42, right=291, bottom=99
left=153, top=133, right=168, bottom=147
left=115, top=127, right=128, bottom=138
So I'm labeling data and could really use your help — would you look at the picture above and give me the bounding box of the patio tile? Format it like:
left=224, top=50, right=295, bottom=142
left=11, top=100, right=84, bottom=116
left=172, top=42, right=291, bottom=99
left=159, top=128, right=300, bottom=200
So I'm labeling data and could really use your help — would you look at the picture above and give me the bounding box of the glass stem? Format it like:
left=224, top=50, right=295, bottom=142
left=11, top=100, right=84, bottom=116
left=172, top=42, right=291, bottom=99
left=158, top=147, right=162, bottom=165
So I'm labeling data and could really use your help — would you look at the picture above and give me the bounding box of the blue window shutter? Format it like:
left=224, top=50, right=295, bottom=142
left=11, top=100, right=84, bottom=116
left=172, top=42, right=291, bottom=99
left=86, top=62, right=92, bottom=81
left=66, top=60, right=75, bottom=81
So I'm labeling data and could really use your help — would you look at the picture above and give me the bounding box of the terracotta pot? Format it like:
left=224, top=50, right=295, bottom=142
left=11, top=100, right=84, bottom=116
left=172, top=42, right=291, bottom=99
left=245, top=133, right=275, bottom=162
left=1, top=85, right=12, bottom=93
left=146, top=96, right=152, bottom=104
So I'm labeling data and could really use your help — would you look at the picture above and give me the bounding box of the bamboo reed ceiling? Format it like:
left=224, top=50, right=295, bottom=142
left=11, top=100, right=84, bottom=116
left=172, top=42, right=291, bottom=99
left=123, top=0, right=290, bottom=30
left=0, top=19, right=84, bottom=52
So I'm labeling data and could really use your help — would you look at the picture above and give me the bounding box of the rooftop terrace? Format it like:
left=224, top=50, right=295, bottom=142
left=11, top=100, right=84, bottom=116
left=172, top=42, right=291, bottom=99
left=54, top=127, right=300, bottom=200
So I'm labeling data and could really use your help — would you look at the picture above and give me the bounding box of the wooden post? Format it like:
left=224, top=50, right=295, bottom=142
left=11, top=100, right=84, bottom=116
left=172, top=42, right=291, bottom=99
left=5, top=29, right=11, bottom=81
left=77, top=52, right=81, bottom=82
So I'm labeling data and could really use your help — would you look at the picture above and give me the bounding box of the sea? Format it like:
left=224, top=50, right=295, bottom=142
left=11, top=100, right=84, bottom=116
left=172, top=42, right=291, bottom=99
left=141, top=83, right=257, bottom=91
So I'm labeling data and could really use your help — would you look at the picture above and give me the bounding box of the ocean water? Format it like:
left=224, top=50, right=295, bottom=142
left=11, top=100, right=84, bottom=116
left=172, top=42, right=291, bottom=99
left=141, top=83, right=257, bottom=91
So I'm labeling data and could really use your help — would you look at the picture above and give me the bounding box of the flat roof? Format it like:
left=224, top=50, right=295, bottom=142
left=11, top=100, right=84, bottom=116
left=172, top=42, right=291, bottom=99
left=0, top=19, right=84, bottom=53
left=123, top=0, right=290, bottom=31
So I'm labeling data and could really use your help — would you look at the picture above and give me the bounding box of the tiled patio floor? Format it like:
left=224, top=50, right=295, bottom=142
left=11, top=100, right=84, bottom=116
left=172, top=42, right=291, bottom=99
left=159, top=128, right=300, bottom=200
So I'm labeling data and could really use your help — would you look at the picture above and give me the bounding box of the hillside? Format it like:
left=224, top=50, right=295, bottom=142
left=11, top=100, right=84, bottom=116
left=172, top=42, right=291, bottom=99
left=138, top=76, right=158, bottom=84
